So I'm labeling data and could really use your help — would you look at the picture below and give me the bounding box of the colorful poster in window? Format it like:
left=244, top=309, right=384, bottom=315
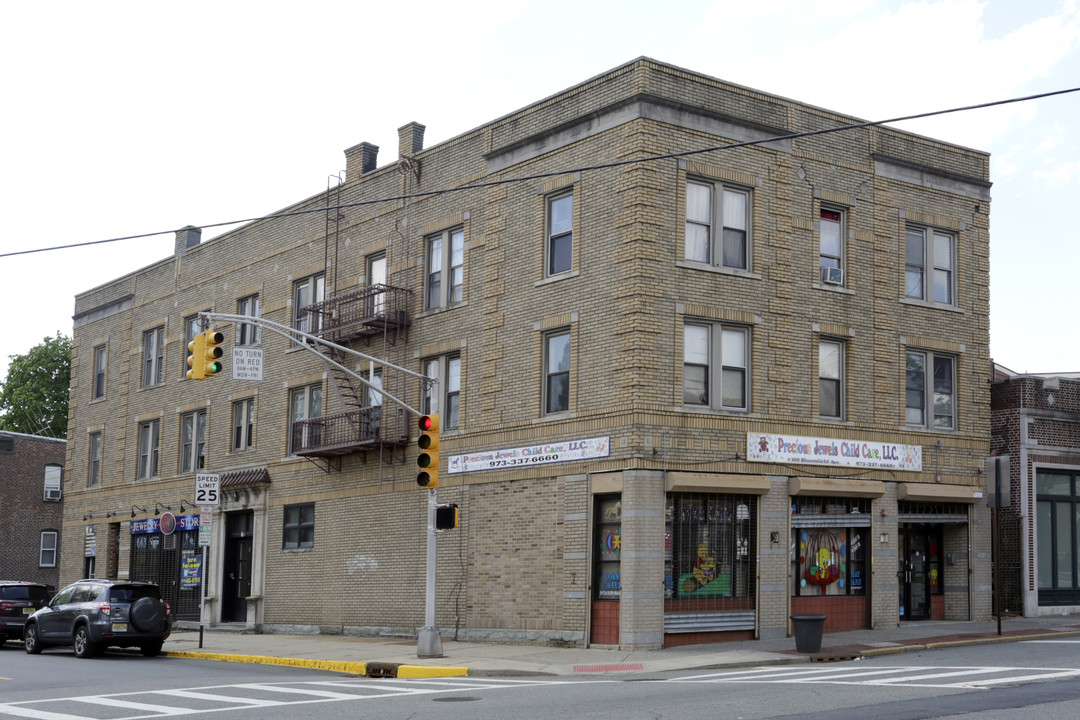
left=180, top=551, right=202, bottom=589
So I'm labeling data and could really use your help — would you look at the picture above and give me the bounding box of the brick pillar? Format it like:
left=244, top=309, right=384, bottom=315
left=619, top=469, right=665, bottom=649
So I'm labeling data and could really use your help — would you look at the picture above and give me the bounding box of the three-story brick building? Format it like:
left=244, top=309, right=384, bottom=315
left=63, top=58, right=993, bottom=648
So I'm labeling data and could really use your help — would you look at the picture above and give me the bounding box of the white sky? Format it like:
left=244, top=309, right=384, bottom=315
left=1, top=0, right=1078, bottom=380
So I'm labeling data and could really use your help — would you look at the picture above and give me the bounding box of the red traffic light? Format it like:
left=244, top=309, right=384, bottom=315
left=419, top=415, right=435, bottom=432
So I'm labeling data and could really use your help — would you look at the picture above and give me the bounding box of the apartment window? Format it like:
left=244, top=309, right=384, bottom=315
left=43, top=464, right=62, bottom=501
left=88, top=432, right=102, bottom=487
left=368, top=252, right=387, bottom=315
left=422, top=355, right=461, bottom=430
left=546, top=192, right=573, bottom=276
left=92, top=345, right=106, bottom=399
left=237, top=295, right=260, bottom=346
left=683, top=323, right=749, bottom=411
left=294, top=273, right=326, bottom=335
left=426, top=228, right=464, bottom=310
left=232, top=398, right=255, bottom=451
left=819, top=208, right=844, bottom=285
left=289, top=384, right=323, bottom=454
left=39, top=531, right=58, bottom=567
left=137, top=419, right=160, bottom=479
left=685, top=180, right=750, bottom=269
left=819, top=339, right=844, bottom=419
left=142, top=327, right=165, bottom=387
left=905, top=351, right=955, bottom=429
left=179, top=410, right=207, bottom=473
left=283, top=502, right=315, bottom=550
left=544, top=330, right=571, bottom=414
left=906, top=227, right=956, bottom=304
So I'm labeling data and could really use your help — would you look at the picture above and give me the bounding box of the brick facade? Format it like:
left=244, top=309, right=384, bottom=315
left=63, top=58, right=991, bottom=649
left=0, top=431, right=66, bottom=590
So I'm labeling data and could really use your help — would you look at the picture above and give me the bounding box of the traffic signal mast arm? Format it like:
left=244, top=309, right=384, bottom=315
left=195, top=312, right=434, bottom=416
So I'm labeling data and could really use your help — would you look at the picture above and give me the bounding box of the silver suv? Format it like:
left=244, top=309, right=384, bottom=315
left=24, top=579, right=172, bottom=658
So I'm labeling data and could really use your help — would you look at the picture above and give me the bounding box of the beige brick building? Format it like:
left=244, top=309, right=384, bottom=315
left=63, top=58, right=993, bottom=648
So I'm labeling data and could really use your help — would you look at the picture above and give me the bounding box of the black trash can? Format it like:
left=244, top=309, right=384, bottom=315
left=790, top=614, right=827, bottom=653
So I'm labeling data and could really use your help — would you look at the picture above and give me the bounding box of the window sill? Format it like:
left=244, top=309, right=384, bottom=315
left=677, top=405, right=758, bottom=417
left=676, top=260, right=761, bottom=280
left=282, top=547, right=313, bottom=553
left=89, top=397, right=107, bottom=405
left=417, top=300, right=469, bottom=319
left=815, top=416, right=853, bottom=425
left=532, top=411, right=577, bottom=424
left=812, top=282, right=855, bottom=295
left=904, top=424, right=961, bottom=433
left=900, top=297, right=965, bottom=314
left=535, top=270, right=580, bottom=287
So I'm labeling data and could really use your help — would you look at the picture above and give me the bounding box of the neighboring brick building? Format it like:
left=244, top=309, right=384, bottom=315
left=991, top=364, right=1080, bottom=617
left=0, top=430, right=66, bottom=591
left=63, top=58, right=992, bottom=648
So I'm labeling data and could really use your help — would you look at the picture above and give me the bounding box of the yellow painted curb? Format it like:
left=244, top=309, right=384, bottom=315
left=396, top=664, right=469, bottom=679
left=166, top=651, right=367, bottom=676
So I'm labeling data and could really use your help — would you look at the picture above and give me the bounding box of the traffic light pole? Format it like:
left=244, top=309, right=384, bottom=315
left=417, top=488, right=443, bottom=658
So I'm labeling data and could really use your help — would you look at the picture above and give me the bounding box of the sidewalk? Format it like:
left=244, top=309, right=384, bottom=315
left=162, top=614, right=1080, bottom=678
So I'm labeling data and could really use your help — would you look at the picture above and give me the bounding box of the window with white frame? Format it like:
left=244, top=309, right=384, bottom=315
left=283, top=503, right=315, bottom=550
left=232, top=398, right=254, bottom=451
left=367, top=252, right=387, bottom=316
left=92, top=345, right=106, bottom=399
left=237, top=295, right=260, bottom=346
left=43, top=464, right=62, bottom=501
left=137, top=419, right=160, bottom=480
left=544, top=330, right=571, bottom=414
left=88, top=432, right=102, bottom=487
left=546, top=192, right=573, bottom=277
left=142, top=327, right=165, bottom=387
left=39, top=531, right=57, bottom=567
left=905, top=350, right=955, bottom=429
left=685, top=179, right=750, bottom=270
left=179, top=409, right=206, bottom=473
left=819, top=339, right=844, bottom=419
left=905, top=227, right=956, bottom=304
left=683, top=323, right=749, bottom=411
left=426, top=228, right=464, bottom=310
left=294, top=273, right=326, bottom=335
left=819, top=208, right=844, bottom=285
left=289, top=383, right=323, bottom=454
left=422, top=355, right=461, bottom=430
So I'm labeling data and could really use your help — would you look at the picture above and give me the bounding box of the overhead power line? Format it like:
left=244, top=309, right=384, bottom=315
left=2, top=85, right=1078, bottom=260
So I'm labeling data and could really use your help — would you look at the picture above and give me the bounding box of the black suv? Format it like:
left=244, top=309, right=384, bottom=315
left=0, top=581, right=50, bottom=646
left=24, top=579, right=172, bottom=658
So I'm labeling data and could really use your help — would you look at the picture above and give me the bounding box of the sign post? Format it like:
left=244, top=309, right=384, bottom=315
left=194, top=473, right=220, bottom=648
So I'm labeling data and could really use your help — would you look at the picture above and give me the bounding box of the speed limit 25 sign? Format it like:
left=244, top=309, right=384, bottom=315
left=195, top=473, right=221, bottom=506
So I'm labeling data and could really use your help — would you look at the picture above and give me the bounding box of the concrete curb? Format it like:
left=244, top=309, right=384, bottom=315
left=165, top=650, right=469, bottom=678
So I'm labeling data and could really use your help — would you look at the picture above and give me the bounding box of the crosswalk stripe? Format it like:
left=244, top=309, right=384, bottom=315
left=0, top=705, right=88, bottom=720
left=228, top=684, right=360, bottom=699
left=144, top=689, right=284, bottom=706
left=73, top=696, right=195, bottom=715
left=954, top=669, right=1080, bottom=687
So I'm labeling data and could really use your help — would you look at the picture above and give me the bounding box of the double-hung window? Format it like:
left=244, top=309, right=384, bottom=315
left=39, top=531, right=57, bottom=568
left=180, top=410, right=206, bottom=473
left=294, top=273, right=325, bottom=335
left=422, top=355, right=461, bottom=430
left=283, top=503, right=315, bottom=550
left=544, top=330, right=571, bottom=414
left=88, top=432, right=102, bottom=487
left=137, top=419, right=160, bottom=479
left=683, top=323, right=749, bottom=411
left=819, top=208, right=844, bottom=285
left=905, top=350, right=955, bottom=429
left=43, top=464, right=62, bottom=501
left=546, top=193, right=573, bottom=277
left=819, top=339, right=844, bottom=419
left=426, top=228, right=464, bottom=310
left=289, top=384, right=323, bottom=454
left=685, top=180, right=750, bottom=270
left=232, top=398, right=254, bottom=451
left=92, top=345, right=106, bottom=399
left=905, top=227, right=956, bottom=304
left=142, top=327, right=165, bottom=388
left=237, top=295, right=260, bottom=346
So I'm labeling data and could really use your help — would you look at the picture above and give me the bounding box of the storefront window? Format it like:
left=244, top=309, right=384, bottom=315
left=791, top=497, right=868, bottom=597
left=665, top=493, right=755, bottom=603
left=594, top=495, right=621, bottom=600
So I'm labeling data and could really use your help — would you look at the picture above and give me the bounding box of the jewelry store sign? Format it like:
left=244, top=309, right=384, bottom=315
left=448, top=436, right=610, bottom=474
left=747, top=432, right=922, bottom=471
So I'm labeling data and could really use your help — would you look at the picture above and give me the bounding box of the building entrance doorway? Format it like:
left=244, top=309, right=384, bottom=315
left=899, top=523, right=942, bottom=620
left=221, top=511, right=253, bottom=623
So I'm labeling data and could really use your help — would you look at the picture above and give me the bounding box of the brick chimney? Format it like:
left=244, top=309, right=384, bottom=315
left=344, top=142, right=379, bottom=182
left=175, top=226, right=201, bottom=256
left=398, top=122, right=425, bottom=158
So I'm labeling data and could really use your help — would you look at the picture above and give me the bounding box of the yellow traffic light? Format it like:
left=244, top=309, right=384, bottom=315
left=202, top=329, right=224, bottom=379
left=186, top=333, right=206, bottom=380
left=416, top=414, right=440, bottom=488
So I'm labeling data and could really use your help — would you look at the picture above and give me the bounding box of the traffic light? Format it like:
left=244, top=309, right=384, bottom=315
left=186, top=333, right=206, bottom=380
left=202, top=329, right=225, bottom=378
left=416, top=414, right=440, bottom=488
left=435, top=503, right=458, bottom=531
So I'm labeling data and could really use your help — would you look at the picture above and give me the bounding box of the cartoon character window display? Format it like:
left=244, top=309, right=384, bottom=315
left=799, top=528, right=845, bottom=593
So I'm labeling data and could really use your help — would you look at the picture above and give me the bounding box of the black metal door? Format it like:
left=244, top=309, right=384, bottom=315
left=899, top=524, right=932, bottom=620
left=222, top=511, right=253, bottom=623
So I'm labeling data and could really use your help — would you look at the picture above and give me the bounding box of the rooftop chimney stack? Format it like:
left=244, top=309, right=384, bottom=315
left=345, top=142, right=380, bottom=182
left=398, top=121, right=426, bottom=158
left=175, top=226, right=201, bottom=256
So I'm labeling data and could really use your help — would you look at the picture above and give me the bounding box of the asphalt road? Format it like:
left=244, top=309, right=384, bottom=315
left=3, top=639, right=1080, bottom=719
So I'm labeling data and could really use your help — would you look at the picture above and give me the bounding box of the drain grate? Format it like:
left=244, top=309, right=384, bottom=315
left=810, top=654, right=859, bottom=663
left=366, top=662, right=400, bottom=678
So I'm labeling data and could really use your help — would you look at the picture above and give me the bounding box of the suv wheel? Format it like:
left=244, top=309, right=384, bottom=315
left=140, top=640, right=164, bottom=657
left=24, top=624, right=43, bottom=655
left=73, top=625, right=98, bottom=658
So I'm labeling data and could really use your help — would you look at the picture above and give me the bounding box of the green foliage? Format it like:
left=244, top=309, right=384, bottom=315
left=0, top=332, right=71, bottom=438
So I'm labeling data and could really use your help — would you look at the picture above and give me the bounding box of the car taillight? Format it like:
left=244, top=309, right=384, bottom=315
left=0, top=602, right=12, bottom=611
left=99, top=601, right=111, bottom=616
left=165, top=601, right=171, bottom=616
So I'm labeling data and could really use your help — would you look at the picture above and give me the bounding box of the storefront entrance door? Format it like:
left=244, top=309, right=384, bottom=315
left=222, top=511, right=253, bottom=623
left=899, top=523, right=937, bottom=620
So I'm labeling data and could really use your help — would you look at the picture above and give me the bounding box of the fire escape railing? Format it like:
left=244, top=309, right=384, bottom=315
left=299, top=284, right=411, bottom=345
left=291, top=405, right=411, bottom=458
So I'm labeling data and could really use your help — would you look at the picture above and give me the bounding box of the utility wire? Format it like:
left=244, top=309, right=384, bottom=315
left=3, top=85, right=1078, bottom=260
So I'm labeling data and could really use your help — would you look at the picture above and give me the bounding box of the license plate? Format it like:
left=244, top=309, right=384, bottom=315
left=22, top=607, right=33, bottom=615
left=112, top=623, right=128, bottom=632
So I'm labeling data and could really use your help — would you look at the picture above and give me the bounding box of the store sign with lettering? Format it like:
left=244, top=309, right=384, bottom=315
left=130, top=514, right=200, bottom=534
left=747, top=432, right=922, bottom=471
left=447, top=436, right=610, bottom=474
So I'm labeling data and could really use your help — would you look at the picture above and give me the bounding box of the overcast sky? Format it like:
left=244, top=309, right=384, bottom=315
left=1, top=0, right=1077, bottom=382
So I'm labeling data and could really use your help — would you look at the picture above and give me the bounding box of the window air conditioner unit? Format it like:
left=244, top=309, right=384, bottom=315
left=820, top=267, right=844, bottom=285
left=44, top=488, right=62, bottom=502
